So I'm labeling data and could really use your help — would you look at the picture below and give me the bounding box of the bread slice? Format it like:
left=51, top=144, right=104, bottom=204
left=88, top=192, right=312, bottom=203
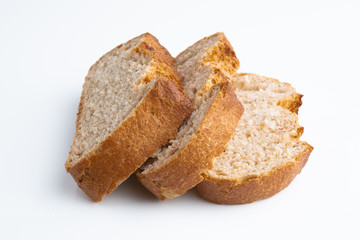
left=66, top=33, right=193, bottom=202
left=137, top=33, right=243, bottom=200
left=197, top=73, right=313, bottom=204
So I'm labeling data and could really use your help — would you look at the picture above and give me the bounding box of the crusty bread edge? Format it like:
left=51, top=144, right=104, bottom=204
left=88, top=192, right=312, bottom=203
left=136, top=33, right=242, bottom=200
left=66, top=33, right=181, bottom=169
left=68, top=78, right=192, bottom=202
left=196, top=73, right=312, bottom=204
left=234, top=73, right=303, bottom=114
left=66, top=33, right=192, bottom=202
left=176, top=32, right=240, bottom=78
left=137, top=33, right=184, bottom=87
left=137, top=80, right=244, bottom=200
left=197, top=144, right=313, bottom=204
left=202, top=32, right=240, bottom=78
left=278, top=93, right=303, bottom=114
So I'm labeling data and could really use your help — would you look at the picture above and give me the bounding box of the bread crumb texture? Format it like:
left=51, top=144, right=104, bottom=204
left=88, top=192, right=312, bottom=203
left=66, top=33, right=192, bottom=201
left=197, top=73, right=313, bottom=204
left=137, top=33, right=243, bottom=200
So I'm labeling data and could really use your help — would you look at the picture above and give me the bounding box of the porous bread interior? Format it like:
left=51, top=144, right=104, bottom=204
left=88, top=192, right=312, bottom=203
left=141, top=85, right=221, bottom=174
left=175, top=33, right=220, bottom=105
left=67, top=35, right=155, bottom=168
left=140, top=33, right=225, bottom=174
left=207, top=74, right=309, bottom=181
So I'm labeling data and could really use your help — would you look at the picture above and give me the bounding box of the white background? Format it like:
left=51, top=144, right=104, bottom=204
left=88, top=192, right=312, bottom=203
left=1, top=0, right=359, bottom=239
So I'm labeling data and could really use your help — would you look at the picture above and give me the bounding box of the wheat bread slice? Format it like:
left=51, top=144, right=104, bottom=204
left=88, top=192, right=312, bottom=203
left=66, top=33, right=193, bottom=202
left=197, top=73, right=313, bottom=204
left=137, top=33, right=243, bottom=200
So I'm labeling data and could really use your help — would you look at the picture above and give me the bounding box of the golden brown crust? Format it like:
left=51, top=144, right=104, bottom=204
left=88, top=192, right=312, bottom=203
left=136, top=33, right=184, bottom=86
left=136, top=33, right=241, bottom=200
left=202, top=33, right=240, bottom=78
left=278, top=93, right=303, bottom=114
left=137, top=81, right=244, bottom=200
left=175, top=32, right=239, bottom=79
left=141, top=33, right=175, bottom=65
left=197, top=144, right=313, bottom=204
left=66, top=33, right=192, bottom=202
left=196, top=73, right=312, bottom=204
left=68, top=78, right=192, bottom=202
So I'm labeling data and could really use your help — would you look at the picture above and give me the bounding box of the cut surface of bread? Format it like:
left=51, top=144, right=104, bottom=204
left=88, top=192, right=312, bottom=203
left=176, top=32, right=239, bottom=106
left=66, top=33, right=193, bottom=202
left=137, top=33, right=243, bottom=200
left=197, top=73, right=313, bottom=204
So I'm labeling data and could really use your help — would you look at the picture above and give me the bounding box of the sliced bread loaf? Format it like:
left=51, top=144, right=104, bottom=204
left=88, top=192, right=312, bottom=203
left=197, top=73, right=313, bottom=204
left=66, top=33, right=193, bottom=202
left=137, top=33, right=243, bottom=200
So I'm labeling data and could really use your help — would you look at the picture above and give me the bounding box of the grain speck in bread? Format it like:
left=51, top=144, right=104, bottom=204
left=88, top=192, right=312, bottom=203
left=66, top=33, right=192, bottom=202
left=197, top=73, right=313, bottom=204
left=137, top=33, right=243, bottom=200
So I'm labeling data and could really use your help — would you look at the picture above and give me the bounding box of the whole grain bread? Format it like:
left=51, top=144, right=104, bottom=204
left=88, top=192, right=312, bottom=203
left=197, top=73, right=313, bottom=204
left=137, top=33, right=243, bottom=200
left=66, top=33, right=193, bottom=202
